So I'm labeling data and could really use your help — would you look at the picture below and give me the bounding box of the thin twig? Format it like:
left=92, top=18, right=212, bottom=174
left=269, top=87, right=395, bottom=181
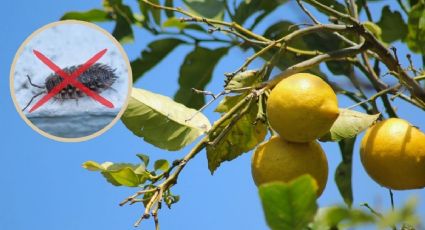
left=361, top=203, right=383, bottom=218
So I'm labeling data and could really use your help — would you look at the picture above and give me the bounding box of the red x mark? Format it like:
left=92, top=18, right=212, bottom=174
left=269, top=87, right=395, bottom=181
left=29, top=49, right=114, bottom=113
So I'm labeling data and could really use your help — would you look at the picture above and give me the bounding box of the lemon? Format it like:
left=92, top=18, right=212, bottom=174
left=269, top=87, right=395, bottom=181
left=360, top=118, right=425, bottom=190
left=266, top=73, right=339, bottom=143
left=251, top=135, right=328, bottom=196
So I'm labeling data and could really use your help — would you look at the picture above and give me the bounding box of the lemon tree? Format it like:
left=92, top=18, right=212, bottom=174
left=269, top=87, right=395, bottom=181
left=62, top=0, right=425, bottom=229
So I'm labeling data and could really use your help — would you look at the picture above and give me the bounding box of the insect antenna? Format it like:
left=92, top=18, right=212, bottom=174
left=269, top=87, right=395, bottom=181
left=26, top=75, right=44, bottom=89
left=22, top=91, right=45, bottom=112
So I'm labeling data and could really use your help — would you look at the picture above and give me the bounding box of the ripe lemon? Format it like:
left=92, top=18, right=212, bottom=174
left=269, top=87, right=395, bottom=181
left=360, top=118, right=425, bottom=190
left=251, top=135, right=328, bottom=196
left=266, top=73, right=339, bottom=143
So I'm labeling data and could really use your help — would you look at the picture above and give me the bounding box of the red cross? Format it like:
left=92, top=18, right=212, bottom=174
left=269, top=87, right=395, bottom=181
left=29, top=49, right=114, bottom=113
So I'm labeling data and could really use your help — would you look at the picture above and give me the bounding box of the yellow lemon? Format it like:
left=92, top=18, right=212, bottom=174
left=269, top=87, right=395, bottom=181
left=267, top=73, right=339, bottom=143
left=251, top=135, right=328, bottom=196
left=360, top=118, right=425, bottom=190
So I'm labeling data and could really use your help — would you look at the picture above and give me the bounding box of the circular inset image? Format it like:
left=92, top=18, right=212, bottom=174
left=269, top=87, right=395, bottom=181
left=10, top=20, right=132, bottom=142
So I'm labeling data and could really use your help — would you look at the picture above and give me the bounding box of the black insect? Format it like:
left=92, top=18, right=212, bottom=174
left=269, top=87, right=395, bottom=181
left=22, top=63, right=117, bottom=111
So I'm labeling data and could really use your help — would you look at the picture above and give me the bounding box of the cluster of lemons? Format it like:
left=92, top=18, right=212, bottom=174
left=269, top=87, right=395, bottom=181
left=251, top=73, right=425, bottom=197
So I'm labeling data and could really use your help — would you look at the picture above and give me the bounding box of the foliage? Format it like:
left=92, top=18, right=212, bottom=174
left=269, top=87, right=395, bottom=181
left=63, top=0, right=425, bottom=229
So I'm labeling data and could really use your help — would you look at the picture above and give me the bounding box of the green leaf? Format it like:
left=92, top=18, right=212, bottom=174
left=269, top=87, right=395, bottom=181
left=207, top=98, right=267, bottom=173
left=154, top=159, right=170, bottom=172
left=162, top=17, right=187, bottom=30
left=174, top=46, right=228, bottom=109
left=61, top=9, right=112, bottom=22
left=122, top=88, right=211, bottom=151
left=113, top=15, right=134, bottom=43
left=233, top=0, right=288, bottom=26
left=406, top=1, right=425, bottom=54
left=320, top=109, right=380, bottom=142
left=82, top=161, right=105, bottom=171
left=259, top=175, right=319, bottom=230
left=303, top=0, right=346, bottom=15
left=131, top=38, right=186, bottom=82
left=165, top=194, right=180, bottom=208
left=225, top=70, right=259, bottom=90
left=103, top=0, right=135, bottom=43
left=335, top=137, right=356, bottom=207
left=83, top=161, right=145, bottom=187
left=215, top=94, right=245, bottom=113
left=260, top=21, right=326, bottom=78
left=312, top=206, right=375, bottom=229
left=165, top=0, right=174, bottom=18
left=183, top=0, right=225, bottom=20
left=107, top=167, right=140, bottom=187
left=136, top=154, right=150, bottom=166
left=377, top=6, right=408, bottom=43
left=378, top=198, right=420, bottom=228
left=363, top=21, right=382, bottom=40
left=140, top=0, right=161, bottom=25
left=162, top=17, right=205, bottom=31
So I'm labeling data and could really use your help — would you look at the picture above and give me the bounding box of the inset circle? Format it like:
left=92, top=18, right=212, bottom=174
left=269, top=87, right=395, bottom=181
left=10, top=20, right=132, bottom=142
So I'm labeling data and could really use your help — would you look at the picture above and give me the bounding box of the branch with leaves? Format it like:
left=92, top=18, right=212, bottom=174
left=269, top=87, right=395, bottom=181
left=63, top=0, right=425, bottom=229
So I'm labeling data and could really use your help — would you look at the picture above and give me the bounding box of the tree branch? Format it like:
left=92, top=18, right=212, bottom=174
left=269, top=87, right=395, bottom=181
left=262, top=42, right=367, bottom=89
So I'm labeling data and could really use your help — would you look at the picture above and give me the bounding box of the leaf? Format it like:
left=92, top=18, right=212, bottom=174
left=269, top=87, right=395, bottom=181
left=225, top=70, right=259, bottom=90
left=259, top=175, right=319, bottom=230
left=162, top=17, right=205, bottom=31
left=260, top=21, right=326, bottom=78
left=363, top=21, right=382, bottom=40
left=312, top=206, right=375, bottom=229
left=207, top=98, right=267, bottom=173
left=107, top=167, right=140, bottom=187
left=215, top=94, right=245, bottom=113
left=378, top=198, right=420, bottom=229
left=174, top=46, right=228, bottom=109
left=233, top=0, right=288, bottom=26
left=165, top=194, right=180, bottom=208
left=61, top=9, right=112, bottom=22
left=302, top=25, right=351, bottom=77
left=140, top=0, right=161, bottom=25
left=320, top=109, right=380, bottom=142
left=165, top=0, right=174, bottom=18
left=183, top=0, right=225, bottom=20
left=83, top=161, right=146, bottom=187
left=335, top=137, right=356, bottom=207
left=406, top=1, right=425, bottom=54
left=122, top=88, right=211, bottom=151
left=102, top=0, right=136, bottom=43
left=136, top=154, right=150, bottom=166
left=113, top=15, right=134, bottom=43
left=377, top=6, right=408, bottom=43
left=154, top=159, right=170, bottom=172
left=82, top=161, right=105, bottom=171
left=303, top=0, right=346, bottom=15
left=131, top=38, right=186, bottom=82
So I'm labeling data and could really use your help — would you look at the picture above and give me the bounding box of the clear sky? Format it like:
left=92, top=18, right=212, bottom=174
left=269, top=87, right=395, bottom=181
left=1, top=1, right=424, bottom=230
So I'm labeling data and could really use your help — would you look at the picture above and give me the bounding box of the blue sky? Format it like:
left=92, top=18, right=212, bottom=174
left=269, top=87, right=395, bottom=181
left=1, top=1, right=424, bottom=230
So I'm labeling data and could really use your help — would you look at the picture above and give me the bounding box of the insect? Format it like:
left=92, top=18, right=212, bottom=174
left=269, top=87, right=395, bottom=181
left=22, top=63, right=117, bottom=111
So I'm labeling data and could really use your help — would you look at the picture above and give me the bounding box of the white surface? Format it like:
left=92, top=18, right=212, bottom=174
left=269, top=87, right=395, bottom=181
left=13, top=23, right=129, bottom=138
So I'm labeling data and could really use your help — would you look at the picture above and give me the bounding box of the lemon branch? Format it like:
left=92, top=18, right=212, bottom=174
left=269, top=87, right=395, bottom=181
left=262, top=41, right=367, bottom=89
left=303, top=0, right=425, bottom=105
left=120, top=90, right=260, bottom=227
left=140, top=0, right=335, bottom=57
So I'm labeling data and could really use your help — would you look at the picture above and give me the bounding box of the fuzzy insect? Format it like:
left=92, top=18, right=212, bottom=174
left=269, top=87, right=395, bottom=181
left=22, top=63, right=117, bottom=111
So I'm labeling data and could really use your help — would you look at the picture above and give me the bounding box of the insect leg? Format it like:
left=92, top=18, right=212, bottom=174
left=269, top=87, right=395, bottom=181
left=109, top=86, right=118, bottom=93
left=22, top=91, right=45, bottom=112
left=26, top=75, right=44, bottom=89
